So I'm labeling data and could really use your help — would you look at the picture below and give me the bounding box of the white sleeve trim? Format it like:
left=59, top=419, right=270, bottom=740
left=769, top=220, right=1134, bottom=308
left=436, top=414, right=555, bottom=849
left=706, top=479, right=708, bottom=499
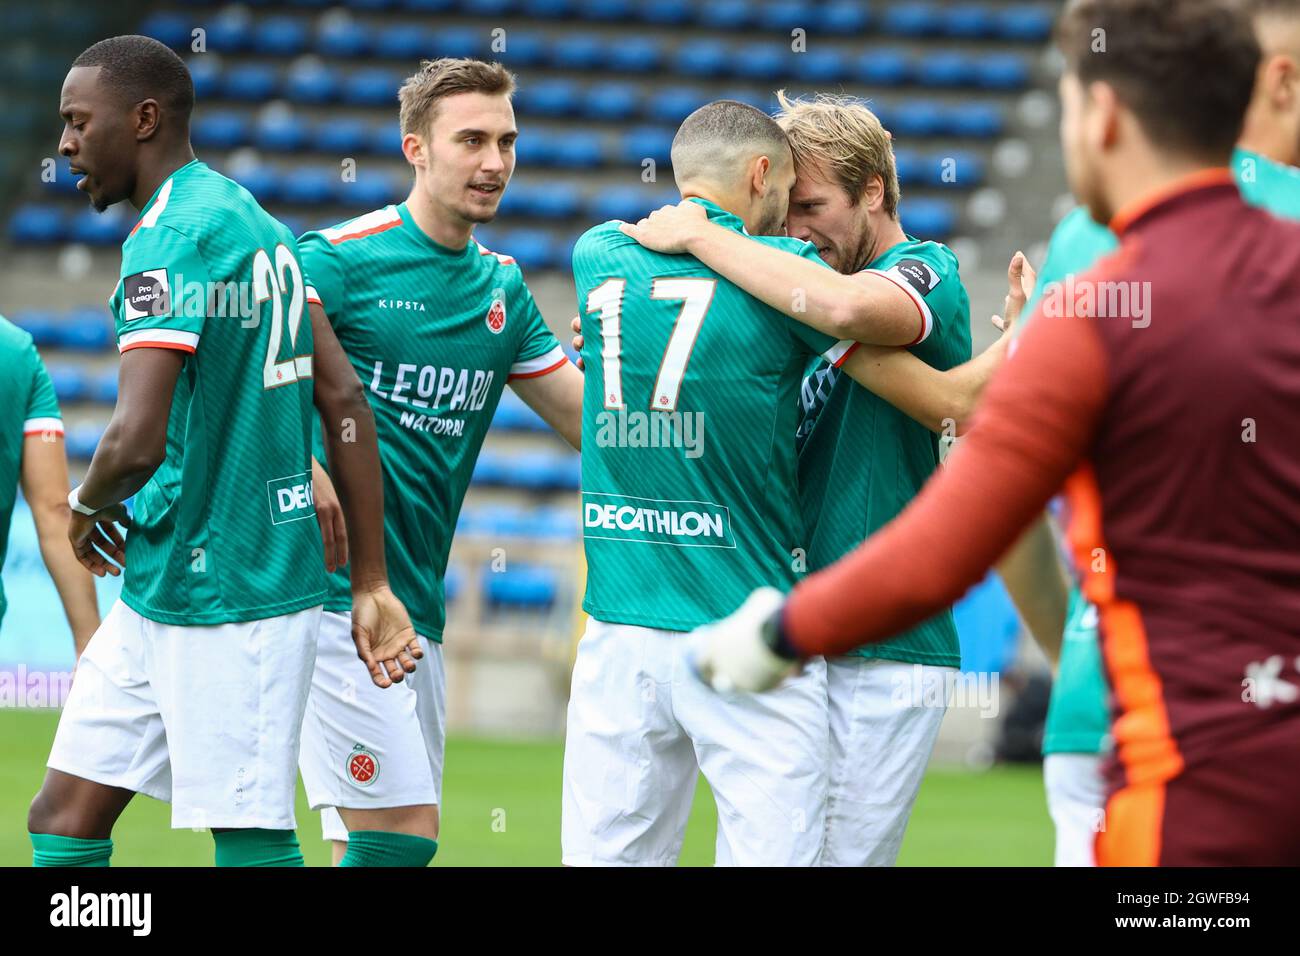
left=118, top=327, right=200, bottom=352
left=23, top=417, right=64, bottom=436
left=822, top=340, right=859, bottom=368
left=866, top=268, right=935, bottom=346
left=509, top=344, right=569, bottom=380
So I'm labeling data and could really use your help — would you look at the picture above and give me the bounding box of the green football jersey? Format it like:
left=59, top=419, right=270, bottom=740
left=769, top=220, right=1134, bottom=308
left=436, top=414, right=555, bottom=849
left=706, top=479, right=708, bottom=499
left=109, top=159, right=325, bottom=626
left=298, top=203, right=566, bottom=642
left=0, top=315, right=63, bottom=626
left=1035, top=146, right=1300, bottom=755
left=796, top=239, right=972, bottom=667
left=574, top=199, right=857, bottom=631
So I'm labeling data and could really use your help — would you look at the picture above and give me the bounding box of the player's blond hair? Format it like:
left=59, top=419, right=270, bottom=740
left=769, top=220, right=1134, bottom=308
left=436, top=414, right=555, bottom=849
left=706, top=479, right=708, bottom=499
left=398, top=58, right=515, bottom=137
left=774, top=90, right=900, bottom=219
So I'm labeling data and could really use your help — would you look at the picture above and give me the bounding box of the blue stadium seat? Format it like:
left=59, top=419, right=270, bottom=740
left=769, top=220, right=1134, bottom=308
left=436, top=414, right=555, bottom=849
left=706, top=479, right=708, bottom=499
left=347, top=171, right=402, bottom=208
left=223, top=63, right=279, bottom=102
left=855, top=49, right=912, bottom=87
left=548, top=32, right=604, bottom=71
left=252, top=16, right=309, bottom=56
left=346, top=0, right=399, bottom=10
left=529, top=183, right=582, bottom=219
left=618, top=127, right=674, bottom=166
left=588, top=186, right=663, bottom=222
left=888, top=99, right=946, bottom=137
left=372, top=24, right=437, bottom=60
left=640, top=0, right=693, bottom=24
left=492, top=390, right=548, bottom=430
left=520, top=0, right=575, bottom=17
left=531, top=507, right=579, bottom=540
left=996, top=5, right=1055, bottom=42
left=892, top=148, right=923, bottom=186
left=255, top=111, right=309, bottom=152
left=734, top=44, right=789, bottom=82
left=64, top=424, right=105, bottom=461
left=404, top=0, right=456, bottom=10
left=207, top=9, right=253, bottom=52
left=583, top=82, right=640, bottom=122
left=519, top=79, right=581, bottom=117
left=188, top=57, right=222, bottom=100
left=945, top=4, right=996, bottom=38
left=900, top=199, right=956, bottom=240
left=59, top=308, right=114, bottom=351
left=313, top=117, right=370, bottom=154
left=581, top=0, right=634, bottom=21
left=284, top=60, right=339, bottom=103
left=945, top=102, right=1005, bottom=139
left=498, top=230, right=555, bottom=270
left=924, top=150, right=986, bottom=187
left=47, top=365, right=88, bottom=403
left=819, top=1, right=872, bottom=34
left=675, top=41, right=730, bottom=78
left=228, top=164, right=281, bottom=203
left=917, top=52, right=977, bottom=88
left=605, top=36, right=662, bottom=73
left=496, top=184, right=536, bottom=218
left=459, top=0, right=515, bottom=16
left=89, top=368, right=118, bottom=404
left=794, top=49, right=850, bottom=84
left=279, top=168, right=338, bottom=205
left=317, top=17, right=372, bottom=57
left=514, top=130, right=559, bottom=166
left=880, top=4, right=943, bottom=37
left=647, top=87, right=710, bottom=124
left=432, top=26, right=484, bottom=59
left=192, top=110, right=251, bottom=149
left=139, top=12, right=192, bottom=49
left=443, top=565, right=462, bottom=603
left=68, top=209, right=130, bottom=246
left=760, top=1, right=813, bottom=33
left=976, top=54, right=1031, bottom=91
left=9, top=205, right=66, bottom=244
left=699, top=0, right=753, bottom=30
left=717, top=88, right=773, bottom=112
left=497, top=31, right=548, bottom=67
left=471, top=450, right=510, bottom=485
left=483, top=563, right=558, bottom=609
left=10, top=310, right=61, bottom=346
left=369, top=123, right=404, bottom=156
left=342, top=68, right=400, bottom=106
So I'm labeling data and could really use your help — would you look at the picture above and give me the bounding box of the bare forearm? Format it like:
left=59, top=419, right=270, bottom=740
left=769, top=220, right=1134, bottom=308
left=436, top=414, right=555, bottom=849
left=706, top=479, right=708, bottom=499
left=996, top=514, right=1070, bottom=663
left=36, top=519, right=100, bottom=654
left=77, top=423, right=162, bottom=508
left=318, top=392, right=387, bottom=590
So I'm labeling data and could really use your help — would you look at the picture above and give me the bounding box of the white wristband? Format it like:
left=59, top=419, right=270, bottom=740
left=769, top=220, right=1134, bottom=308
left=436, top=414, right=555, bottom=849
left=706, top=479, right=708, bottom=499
left=68, top=486, right=98, bottom=517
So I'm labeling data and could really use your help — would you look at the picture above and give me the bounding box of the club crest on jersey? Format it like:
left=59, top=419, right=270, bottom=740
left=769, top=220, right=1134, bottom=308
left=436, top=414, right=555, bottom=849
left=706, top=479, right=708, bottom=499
left=485, top=298, right=506, bottom=334
left=346, top=744, right=379, bottom=788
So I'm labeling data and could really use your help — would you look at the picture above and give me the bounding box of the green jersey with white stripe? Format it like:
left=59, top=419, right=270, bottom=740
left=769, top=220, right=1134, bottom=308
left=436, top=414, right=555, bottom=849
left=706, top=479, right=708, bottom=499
left=1036, top=147, right=1300, bottom=755
left=797, top=239, right=972, bottom=667
left=298, top=203, right=566, bottom=642
left=108, top=159, right=325, bottom=626
left=0, top=315, right=63, bottom=626
left=573, top=198, right=857, bottom=631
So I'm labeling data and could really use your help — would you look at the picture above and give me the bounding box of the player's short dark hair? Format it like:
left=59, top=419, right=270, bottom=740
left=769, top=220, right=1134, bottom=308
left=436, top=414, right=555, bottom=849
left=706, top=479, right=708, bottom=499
left=1056, top=0, right=1259, bottom=160
left=71, top=35, right=195, bottom=126
left=671, top=100, right=790, bottom=181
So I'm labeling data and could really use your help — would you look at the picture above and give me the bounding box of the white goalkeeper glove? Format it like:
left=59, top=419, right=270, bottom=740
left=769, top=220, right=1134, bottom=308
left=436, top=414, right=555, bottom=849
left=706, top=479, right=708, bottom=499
left=688, top=587, right=800, bottom=693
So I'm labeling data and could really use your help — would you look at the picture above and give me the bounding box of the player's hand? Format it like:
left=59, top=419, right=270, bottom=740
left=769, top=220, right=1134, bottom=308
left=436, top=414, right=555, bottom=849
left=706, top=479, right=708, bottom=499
left=68, top=503, right=130, bottom=577
left=618, top=199, right=710, bottom=254
left=351, top=584, right=422, bottom=688
left=688, top=587, right=799, bottom=693
left=570, top=314, right=584, bottom=370
left=312, top=458, right=348, bottom=573
left=991, top=251, right=1038, bottom=334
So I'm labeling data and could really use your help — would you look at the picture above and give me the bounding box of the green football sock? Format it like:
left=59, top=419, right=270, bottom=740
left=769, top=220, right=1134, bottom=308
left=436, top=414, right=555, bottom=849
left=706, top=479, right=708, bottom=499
left=212, top=828, right=304, bottom=867
left=31, top=832, right=113, bottom=867
left=338, top=830, right=438, bottom=867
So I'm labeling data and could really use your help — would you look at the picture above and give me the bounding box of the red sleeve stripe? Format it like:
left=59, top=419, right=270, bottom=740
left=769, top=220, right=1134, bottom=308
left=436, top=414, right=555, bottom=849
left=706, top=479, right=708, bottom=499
left=508, top=355, right=569, bottom=381
left=826, top=341, right=859, bottom=368
left=118, top=328, right=200, bottom=353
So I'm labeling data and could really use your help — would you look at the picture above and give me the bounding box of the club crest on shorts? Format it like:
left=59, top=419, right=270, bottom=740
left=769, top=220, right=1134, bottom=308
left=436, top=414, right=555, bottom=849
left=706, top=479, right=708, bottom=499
left=346, top=744, right=379, bottom=787
left=485, top=297, right=506, bottom=334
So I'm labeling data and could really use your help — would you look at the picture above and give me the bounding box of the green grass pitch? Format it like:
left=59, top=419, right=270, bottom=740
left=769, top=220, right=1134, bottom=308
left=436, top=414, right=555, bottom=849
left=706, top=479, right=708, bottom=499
left=0, top=709, right=1052, bottom=866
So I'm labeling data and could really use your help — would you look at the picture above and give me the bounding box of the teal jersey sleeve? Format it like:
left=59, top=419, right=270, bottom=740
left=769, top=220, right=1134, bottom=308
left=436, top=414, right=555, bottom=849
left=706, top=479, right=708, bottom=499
left=505, top=269, right=566, bottom=379
left=862, top=242, right=968, bottom=368
left=1024, top=207, right=1120, bottom=320
left=110, top=223, right=211, bottom=353
left=24, top=340, right=62, bottom=426
left=296, top=230, right=345, bottom=322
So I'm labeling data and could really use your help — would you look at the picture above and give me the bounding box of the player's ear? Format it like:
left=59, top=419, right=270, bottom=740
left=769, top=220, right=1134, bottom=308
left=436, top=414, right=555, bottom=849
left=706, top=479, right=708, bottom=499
left=401, top=132, right=426, bottom=170
left=861, top=174, right=884, bottom=214
left=1087, top=81, right=1121, bottom=152
left=751, top=154, right=772, bottom=196
left=135, top=98, right=161, bottom=142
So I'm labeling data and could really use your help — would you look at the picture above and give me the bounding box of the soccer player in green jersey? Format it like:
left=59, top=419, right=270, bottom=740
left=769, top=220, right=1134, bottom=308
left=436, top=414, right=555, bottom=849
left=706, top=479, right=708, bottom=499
left=0, top=316, right=100, bottom=655
left=296, top=59, right=581, bottom=867
left=617, top=94, right=1020, bottom=866
left=26, top=35, right=415, bottom=868
left=564, top=99, right=1004, bottom=866
left=998, top=0, right=1300, bottom=866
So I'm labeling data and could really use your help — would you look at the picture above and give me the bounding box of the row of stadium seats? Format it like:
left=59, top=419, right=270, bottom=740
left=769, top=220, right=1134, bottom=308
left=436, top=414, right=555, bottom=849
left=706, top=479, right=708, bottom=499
left=457, top=503, right=578, bottom=540
left=12, top=196, right=960, bottom=255
left=182, top=49, right=1030, bottom=103
left=144, top=3, right=1053, bottom=50
left=434, top=563, right=561, bottom=609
